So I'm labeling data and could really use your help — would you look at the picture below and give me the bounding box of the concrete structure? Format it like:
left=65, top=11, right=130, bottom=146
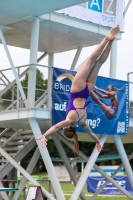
left=0, top=0, right=133, bottom=200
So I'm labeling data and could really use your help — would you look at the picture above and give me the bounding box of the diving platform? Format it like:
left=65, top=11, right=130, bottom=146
left=2, top=12, right=122, bottom=54
left=0, top=1, right=133, bottom=200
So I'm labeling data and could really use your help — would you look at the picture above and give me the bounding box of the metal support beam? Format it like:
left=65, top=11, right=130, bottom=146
left=28, top=18, right=40, bottom=107
left=17, top=68, right=20, bottom=109
left=12, top=148, right=40, bottom=200
left=70, top=47, right=82, bottom=70
left=0, top=67, right=29, bottom=97
left=12, top=85, right=14, bottom=109
left=35, top=91, right=48, bottom=107
left=56, top=132, right=133, bottom=199
left=37, top=52, right=48, bottom=63
left=0, top=181, right=9, bottom=200
left=70, top=134, right=107, bottom=200
left=90, top=151, right=133, bottom=199
left=48, top=54, right=54, bottom=112
left=110, top=39, right=117, bottom=78
left=0, top=136, right=36, bottom=180
left=113, top=135, right=133, bottom=189
left=0, top=29, right=27, bottom=107
left=75, top=57, right=88, bottom=72
left=52, top=134, right=86, bottom=200
left=0, top=71, right=10, bottom=83
left=29, top=118, right=65, bottom=200
left=0, top=147, right=56, bottom=200
left=0, top=128, right=9, bottom=137
left=1, top=78, right=7, bottom=87
left=0, top=51, right=46, bottom=99
left=81, top=162, right=84, bottom=173
left=92, top=163, right=133, bottom=199
left=123, top=0, right=133, bottom=18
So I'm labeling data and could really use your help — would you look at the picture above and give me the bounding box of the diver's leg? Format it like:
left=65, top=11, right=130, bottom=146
left=87, top=40, right=113, bottom=90
left=91, top=90, right=115, bottom=119
left=71, top=25, right=119, bottom=92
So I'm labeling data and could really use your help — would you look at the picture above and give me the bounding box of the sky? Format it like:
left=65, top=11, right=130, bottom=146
left=0, top=0, right=133, bottom=100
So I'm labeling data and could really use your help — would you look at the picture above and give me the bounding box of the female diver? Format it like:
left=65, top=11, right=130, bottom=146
left=91, top=84, right=123, bottom=119
left=36, top=25, right=120, bottom=156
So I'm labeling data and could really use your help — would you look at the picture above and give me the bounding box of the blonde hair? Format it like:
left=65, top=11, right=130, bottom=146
left=108, top=85, right=123, bottom=92
left=63, top=126, right=80, bottom=156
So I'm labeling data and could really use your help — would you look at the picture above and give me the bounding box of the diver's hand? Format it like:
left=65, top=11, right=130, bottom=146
left=35, top=135, right=47, bottom=148
left=96, top=142, right=102, bottom=153
left=94, top=85, right=98, bottom=90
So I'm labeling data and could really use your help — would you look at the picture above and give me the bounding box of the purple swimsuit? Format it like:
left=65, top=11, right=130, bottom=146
left=66, top=85, right=90, bottom=126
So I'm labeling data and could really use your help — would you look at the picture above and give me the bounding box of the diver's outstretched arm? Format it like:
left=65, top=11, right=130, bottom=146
left=94, top=86, right=109, bottom=94
left=81, top=122, right=102, bottom=152
left=35, top=119, right=72, bottom=147
left=93, top=89, right=109, bottom=98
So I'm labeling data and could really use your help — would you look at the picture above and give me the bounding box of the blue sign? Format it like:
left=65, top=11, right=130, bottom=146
left=86, top=176, right=133, bottom=194
left=52, top=67, right=129, bottom=135
left=88, top=0, right=103, bottom=13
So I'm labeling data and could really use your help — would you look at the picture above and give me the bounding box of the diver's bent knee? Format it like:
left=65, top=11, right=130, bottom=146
left=106, top=113, right=115, bottom=120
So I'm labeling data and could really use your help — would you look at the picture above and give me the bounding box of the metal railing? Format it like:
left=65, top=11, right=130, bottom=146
left=0, top=86, right=47, bottom=110
left=127, top=72, right=133, bottom=118
left=0, top=64, right=49, bottom=111
left=127, top=72, right=133, bottom=104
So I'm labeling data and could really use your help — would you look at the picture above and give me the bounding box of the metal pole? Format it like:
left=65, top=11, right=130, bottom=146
left=110, top=39, right=117, bottom=78
left=70, top=47, right=82, bottom=70
left=123, top=0, right=133, bottom=18
left=28, top=18, right=40, bottom=107
left=12, top=148, right=40, bottom=200
left=35, top=92, right=48, bottom=108
left=17, top=68, right=20, bottom=109
left=56, top=132, right=133, bottom=199
left=0, top=181, right=9, bottom=200
left=90, top=151, right=133, bottom=200
left=75, top=57, right=88, bottom=72
left=52, top=134, right=86, bottom=200
left=0, top=71, right=10, bottom=83
left=12, top=85, right=14, bottom=109
left=48, top=53, right=54, bottom=66
left=29, top=118, right=65, bottom=200
left=0, top=50, right=45, bottom=110
left=48, top=53, right=54, bottom=112
left=113, top=135, right=133, bottom=189
left=70, top=134, right=107, bottom=200
left=0, top=68, right=29, bottom=97
left=93, top=163, right=133, bottom=199
left=0, top=128, right=9, bottom=137
left=37, top=52, right=48, bottom=63
left=0, top=147, right=56, bottom=200
left=81, top=162, right=84, bottom=173
left=0, top=29, right=27, bottom=107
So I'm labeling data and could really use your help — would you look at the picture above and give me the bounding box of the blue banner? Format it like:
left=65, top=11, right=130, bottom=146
left=86, top=176, right=133, bottom=194
left=52, top=67, right=129, bottom=135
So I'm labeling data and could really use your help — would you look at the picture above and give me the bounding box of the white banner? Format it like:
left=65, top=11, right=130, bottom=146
left=57, top=0, right=125, bottom=30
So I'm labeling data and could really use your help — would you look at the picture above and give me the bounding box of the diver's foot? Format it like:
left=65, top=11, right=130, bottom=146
left=106, top=25, right=119, bottom=40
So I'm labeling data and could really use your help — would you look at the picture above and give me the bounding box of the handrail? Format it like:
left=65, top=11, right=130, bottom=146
left=0, top=128, right=9, bottom=138
left=127, top=72, right=133, bottom=83
left=0, top=63, right=52, bottom=72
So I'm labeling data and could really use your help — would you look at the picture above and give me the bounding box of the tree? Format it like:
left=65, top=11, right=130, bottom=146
left=130, top=101, right=133, bottom=107
left=21, top=69, right=47, bottom=100
left=1, top=88, right=15, bottom=108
